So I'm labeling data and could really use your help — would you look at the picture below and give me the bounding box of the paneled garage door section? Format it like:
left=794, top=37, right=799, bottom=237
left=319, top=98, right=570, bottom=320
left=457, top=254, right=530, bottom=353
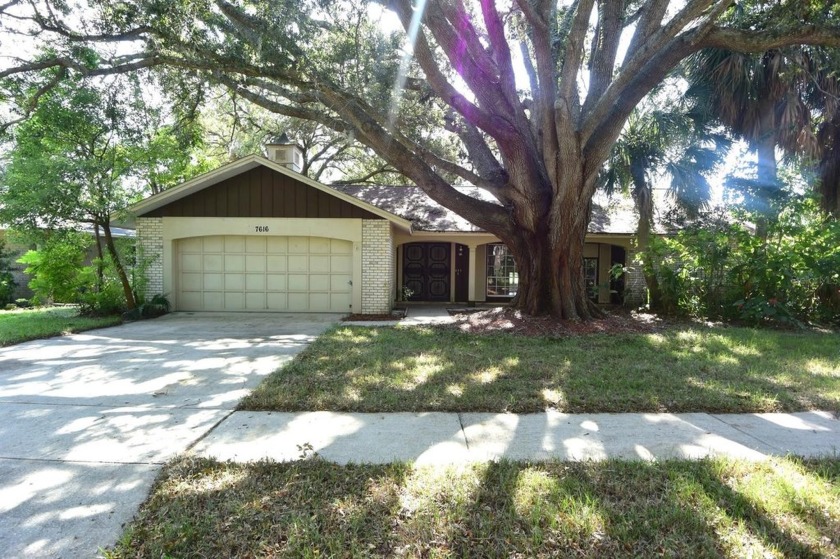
left=178, top=236, right=353, bottom=312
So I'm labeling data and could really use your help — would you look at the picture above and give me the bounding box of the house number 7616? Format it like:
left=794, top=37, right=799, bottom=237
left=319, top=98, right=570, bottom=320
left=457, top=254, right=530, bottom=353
left=255, top=226, right=269, bottom=232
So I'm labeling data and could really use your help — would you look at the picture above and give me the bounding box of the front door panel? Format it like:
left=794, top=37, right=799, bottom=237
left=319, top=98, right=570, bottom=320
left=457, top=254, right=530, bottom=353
left=402, top=243, right=451, bottom=301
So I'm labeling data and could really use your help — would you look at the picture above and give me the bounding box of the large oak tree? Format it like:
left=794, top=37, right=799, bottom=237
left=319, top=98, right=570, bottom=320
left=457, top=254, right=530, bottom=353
left=3, top=0, right=840, bottom=318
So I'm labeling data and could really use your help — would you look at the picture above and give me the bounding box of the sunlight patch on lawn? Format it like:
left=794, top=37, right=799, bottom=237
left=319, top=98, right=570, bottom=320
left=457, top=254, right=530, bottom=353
left=514, top=467, right=605, bottom=540
left=470, top=366, right=503, bottom=384
left=675, top=330, right=702, bottom=343
left=333, top=327, right=377, bottom=344
left=447, top=383, right=464, bottom=397
left=644, top=333, right=668, bottom=347
left=727, top=344, right=761, bottom=357
left=399, top=354, right=445, bottom=390
left=729, top=459, right=840, bottom=552
left=341, top=385, right=362, bottom=402
left=171, top=468, right=247, bottom=496
left=397, top=464, right=482, bottom=540
left=541, top=388, right=565, bottom=407
left=804, top=358, right=839, bottom=377
left=712, top=353, right=741, bottom=366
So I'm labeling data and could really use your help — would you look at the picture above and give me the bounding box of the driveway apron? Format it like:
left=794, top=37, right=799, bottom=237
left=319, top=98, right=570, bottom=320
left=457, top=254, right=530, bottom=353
left=0, top=312, right=339, bottom=559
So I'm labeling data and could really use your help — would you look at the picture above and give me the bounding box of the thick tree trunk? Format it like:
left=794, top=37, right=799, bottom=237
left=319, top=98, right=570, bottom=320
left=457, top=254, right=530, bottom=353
left=630, top=170, right=663, bottom=309
left=506, top=217, right=601, bottom=320
left=101, top=220, right=137, bottom=310
left=635, top=207, right=665, bottom=310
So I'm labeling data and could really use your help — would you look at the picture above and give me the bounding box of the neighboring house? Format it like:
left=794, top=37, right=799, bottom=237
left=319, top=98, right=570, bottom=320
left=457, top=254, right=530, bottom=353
left=126, top=140, right=647, bottom=314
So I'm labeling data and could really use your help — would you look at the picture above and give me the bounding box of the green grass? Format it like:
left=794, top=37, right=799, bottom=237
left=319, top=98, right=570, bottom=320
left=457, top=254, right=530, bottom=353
left=0, top=306, right=122, bottom=346
left=240, top=325, right=840, bottom=414
left=104, top=456, right=840, bottom=559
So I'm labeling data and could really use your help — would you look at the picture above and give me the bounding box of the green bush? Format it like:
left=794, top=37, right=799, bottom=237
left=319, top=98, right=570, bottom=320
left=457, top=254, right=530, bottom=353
left=139, top=293, right=170, bottom=318
left=643, top=197, right=840, bottom=326
left=14, top=298, right=30, bottom=308
left=77, top=258, right=131, bottom=316
left=16, top=232, right=142, bottom=317
left=17, top=233, right=90, bottom=303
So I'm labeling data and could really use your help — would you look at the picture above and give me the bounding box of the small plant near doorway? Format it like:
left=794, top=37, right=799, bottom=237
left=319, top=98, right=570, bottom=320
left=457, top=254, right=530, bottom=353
left=399, top=285, right=415, bottom=302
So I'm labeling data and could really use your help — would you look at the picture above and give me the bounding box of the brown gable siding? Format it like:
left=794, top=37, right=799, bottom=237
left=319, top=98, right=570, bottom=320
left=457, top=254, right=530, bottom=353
left=140, top=166, right=382, bottom=220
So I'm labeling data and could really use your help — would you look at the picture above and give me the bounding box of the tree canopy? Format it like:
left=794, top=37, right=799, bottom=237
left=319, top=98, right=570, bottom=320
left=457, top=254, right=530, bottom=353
left=2, top=0, right=840, bottom=317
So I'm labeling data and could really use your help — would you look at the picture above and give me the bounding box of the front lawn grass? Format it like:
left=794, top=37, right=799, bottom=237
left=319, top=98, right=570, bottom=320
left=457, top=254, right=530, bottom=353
left=0, top=306, right=122, bottom=346
left=104, top=455, right=840, bottom=559
left=241, top=325, right=840, bottom=413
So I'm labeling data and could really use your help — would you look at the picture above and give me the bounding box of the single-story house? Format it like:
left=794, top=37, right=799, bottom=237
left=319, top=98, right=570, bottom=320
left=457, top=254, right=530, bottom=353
left=126, top=140, right=646, bottom=314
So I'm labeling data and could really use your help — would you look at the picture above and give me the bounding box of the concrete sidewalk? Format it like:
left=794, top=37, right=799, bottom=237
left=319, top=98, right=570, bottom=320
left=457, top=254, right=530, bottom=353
left=192, top=410, right=838, bottom=464
left=348, top=305, right=454, bottom=327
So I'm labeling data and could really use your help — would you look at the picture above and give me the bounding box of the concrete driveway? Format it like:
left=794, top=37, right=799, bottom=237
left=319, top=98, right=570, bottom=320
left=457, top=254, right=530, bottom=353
left=0, top=312, right=340, bottom=559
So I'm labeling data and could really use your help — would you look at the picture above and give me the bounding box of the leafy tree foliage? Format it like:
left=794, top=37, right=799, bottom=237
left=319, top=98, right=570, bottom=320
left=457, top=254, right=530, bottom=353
left=200, top=90, right=414, bottom=184
left=16, top=232, right=91, bottom=304
left=0, top=77, right=147, bottom=309
left=3, top=0, right=840, bottom=317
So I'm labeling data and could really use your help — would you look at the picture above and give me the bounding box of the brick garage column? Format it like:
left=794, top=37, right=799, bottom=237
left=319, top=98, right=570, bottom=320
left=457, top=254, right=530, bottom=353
left=361, top=220, right=394, bottom=314
left=136, top=217, right=164, bottom=300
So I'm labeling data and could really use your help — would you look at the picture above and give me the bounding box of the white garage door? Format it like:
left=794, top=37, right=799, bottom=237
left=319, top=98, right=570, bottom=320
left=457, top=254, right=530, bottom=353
left=177, top=235, right=353, bottom=312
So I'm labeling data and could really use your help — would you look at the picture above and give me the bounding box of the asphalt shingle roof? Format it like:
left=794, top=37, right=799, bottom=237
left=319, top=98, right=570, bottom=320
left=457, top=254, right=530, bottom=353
left=331, top=185, right=642, bottom=234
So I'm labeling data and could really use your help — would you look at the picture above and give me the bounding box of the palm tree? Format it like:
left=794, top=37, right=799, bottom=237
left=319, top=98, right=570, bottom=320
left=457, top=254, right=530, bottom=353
left=686, top=46, right=840, bottom=219
left=817, top=113, right=840, bottom=216
left=803, top=48, right=840, bottom=217
left=601, top=102, right=729, bottom=308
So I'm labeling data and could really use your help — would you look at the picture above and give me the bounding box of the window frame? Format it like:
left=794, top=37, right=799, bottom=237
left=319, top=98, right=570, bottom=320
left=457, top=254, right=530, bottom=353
left=485, top=243, right=519, bottom=299
left=583, top=256, right=599, bottom=301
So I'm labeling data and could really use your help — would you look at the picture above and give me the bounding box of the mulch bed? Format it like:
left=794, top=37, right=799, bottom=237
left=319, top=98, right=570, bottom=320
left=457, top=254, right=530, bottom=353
left=342, top=312, right=405, bottom=321
left=445, top=306, right=669, bottom=337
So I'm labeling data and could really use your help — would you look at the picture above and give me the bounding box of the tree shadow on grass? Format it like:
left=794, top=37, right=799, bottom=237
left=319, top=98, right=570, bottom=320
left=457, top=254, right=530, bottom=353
left=108, top=456, right=839, bottom=558
left=108, top=456, right=410, bottom=558
left=242, top=324, right=840, bottom=414
left=449, top=459, right=836, bottom=558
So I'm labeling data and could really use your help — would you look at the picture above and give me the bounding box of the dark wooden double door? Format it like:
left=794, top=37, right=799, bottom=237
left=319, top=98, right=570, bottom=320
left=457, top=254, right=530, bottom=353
left=403, top=243, right=468, bottom=302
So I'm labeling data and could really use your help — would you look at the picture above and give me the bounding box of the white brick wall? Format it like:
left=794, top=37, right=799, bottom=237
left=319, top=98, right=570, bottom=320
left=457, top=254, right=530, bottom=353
left=361, top=220, right=393, bottom=314
left=136, top=217, right=164, bottom=299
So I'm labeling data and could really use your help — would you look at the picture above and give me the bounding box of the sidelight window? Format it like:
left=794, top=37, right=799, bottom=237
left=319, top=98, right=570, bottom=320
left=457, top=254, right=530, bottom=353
left=486, top=244, right=518, bottom=297
left=584, top=257, right=598, bottom=301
